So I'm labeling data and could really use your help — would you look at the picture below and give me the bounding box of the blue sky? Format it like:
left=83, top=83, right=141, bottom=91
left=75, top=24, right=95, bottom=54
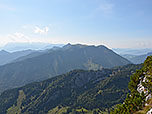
left=0, top=0, right=152, bottom=48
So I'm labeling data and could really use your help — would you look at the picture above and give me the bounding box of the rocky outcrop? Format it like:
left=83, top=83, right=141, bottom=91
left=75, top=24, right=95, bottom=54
left=147, top=108, right=152, bottom=114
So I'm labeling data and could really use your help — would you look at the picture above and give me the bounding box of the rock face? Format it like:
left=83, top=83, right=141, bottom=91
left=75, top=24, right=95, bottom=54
left=137, top=71, right=152, bottom=102
left=136, top=57, right=152, bottom=113
left=147, top=108, right=152, bottom=114
left=137, top=74, right=149, bottom=97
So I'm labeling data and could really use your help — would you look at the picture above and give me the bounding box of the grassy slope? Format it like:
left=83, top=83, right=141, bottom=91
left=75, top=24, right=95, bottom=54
left=7, top=90, right=26, bottom=114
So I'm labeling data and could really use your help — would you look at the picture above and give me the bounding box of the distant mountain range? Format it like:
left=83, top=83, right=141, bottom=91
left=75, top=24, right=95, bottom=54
left=122, top=52, right=152, bottom=64
left=113, top=48, right=152, bottom=55
left=113, top=48, right=152, bottom=64
left=0, top=42, right=64, bottom=52
left=0, top=64, right=141, bottom=114
left=0, top=44, right=131, bottom=94
left=0, top=50, right=33, bottom=66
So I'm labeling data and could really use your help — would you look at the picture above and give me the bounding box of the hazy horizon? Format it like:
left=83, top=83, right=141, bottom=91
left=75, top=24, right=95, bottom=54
left=0, top=0, right=152, bottom=48
left=1, top=42, right=152, bottom=49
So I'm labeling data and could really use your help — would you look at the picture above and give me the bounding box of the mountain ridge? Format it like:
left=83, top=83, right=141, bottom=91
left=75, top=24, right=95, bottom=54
left=0, top=44, right=131, bottom=94
left=0, top=49, right=33, bottom=66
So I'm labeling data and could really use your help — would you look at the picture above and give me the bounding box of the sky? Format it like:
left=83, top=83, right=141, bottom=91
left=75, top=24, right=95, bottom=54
left=0, top=0, right=152, bottom=48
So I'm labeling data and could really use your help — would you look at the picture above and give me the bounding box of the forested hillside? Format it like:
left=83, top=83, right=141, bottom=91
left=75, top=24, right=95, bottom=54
left=0, top=64, right=141, bottom=114
left=111, top=56, right=152, bottom=114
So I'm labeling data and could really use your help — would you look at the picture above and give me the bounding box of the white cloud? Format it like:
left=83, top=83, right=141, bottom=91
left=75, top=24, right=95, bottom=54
left=14, top=33, right=25, bottom=38
left=0, top=31, right=52, bottom=47
left=0, top=25, right=50, bottom=46
left=7, top=32, right=30, bottom=43
left=34, top=26, right=49, bottom=35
